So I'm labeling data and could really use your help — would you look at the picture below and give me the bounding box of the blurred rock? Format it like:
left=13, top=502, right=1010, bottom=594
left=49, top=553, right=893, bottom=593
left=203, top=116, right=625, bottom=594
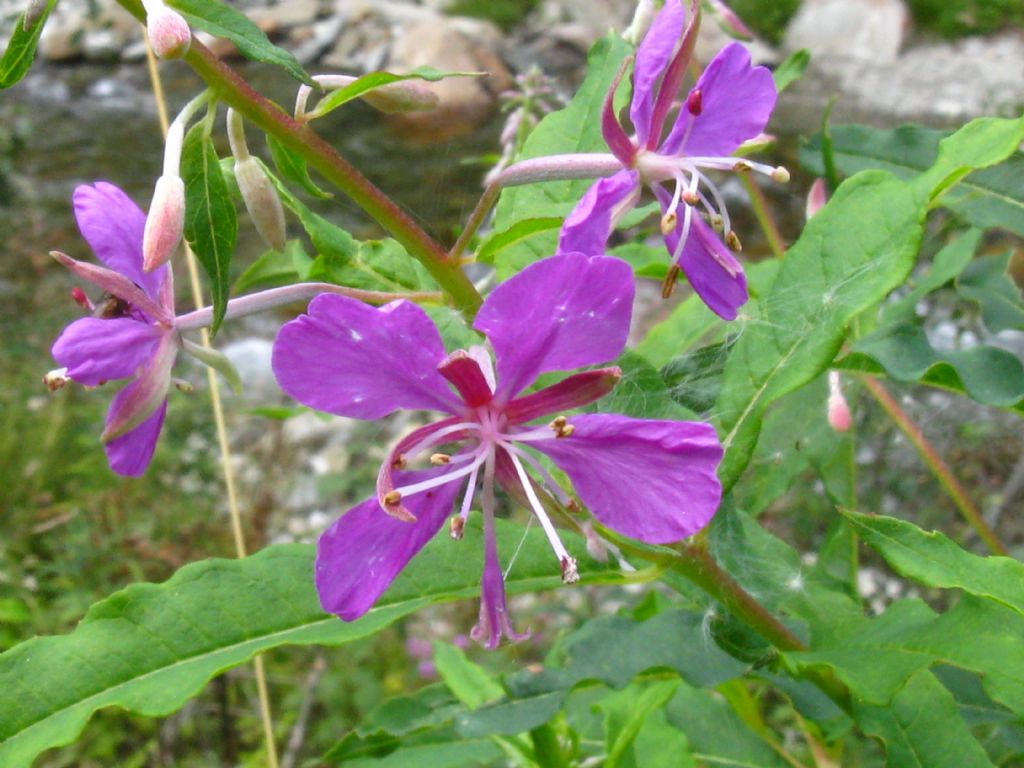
left=35, top=0, right=137, bottom=61
left=783, top=0, right=909, bottom=63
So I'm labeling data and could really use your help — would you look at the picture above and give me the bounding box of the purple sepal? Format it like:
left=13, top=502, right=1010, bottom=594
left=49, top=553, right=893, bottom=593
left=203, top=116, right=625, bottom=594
left=629, top=0, right=687, bottom=145
left=52, top=317, right=162, bottom=387
left=558, top=170, right=640, bottom=258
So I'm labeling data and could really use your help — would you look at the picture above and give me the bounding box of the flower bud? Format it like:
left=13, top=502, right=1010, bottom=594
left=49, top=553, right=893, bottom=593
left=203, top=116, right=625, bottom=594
left=827, top=371, right=852, bottom=432
left=143, top=174, right=186, bottom=272
left=23, top=0, right=47, bottom=29
left=234, top=157, right=287, bottom=252
left=146, top=3, right=191, bottom=59
left=806, top=178, right=828, bottom=221
left=707, top=0, right=754, bottom=41
left=361, top=81, right=440, bottom=114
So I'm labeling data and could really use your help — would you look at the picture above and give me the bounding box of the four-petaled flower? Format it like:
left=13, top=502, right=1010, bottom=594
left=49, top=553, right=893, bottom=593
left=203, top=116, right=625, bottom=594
left=51, top=183, right=179, bottom=477
left=559, top=0, right=780, bottom=320
left=273, top=252, right=723, bottom=647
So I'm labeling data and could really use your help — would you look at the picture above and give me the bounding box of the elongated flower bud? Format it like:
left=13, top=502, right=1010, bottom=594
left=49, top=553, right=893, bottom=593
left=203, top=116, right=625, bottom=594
left=143, top=175, right=185, bottom=272
left=361, top=81, right=440, bottom=114
left=235, top=158, right=287, bottom=251
left=23, top=0, right=47, bottom=29
left=806, top=178, right=828, bottom=221
left=827, top=371, right=852, bottom=432
left=145, top=1, right=191, bottom=59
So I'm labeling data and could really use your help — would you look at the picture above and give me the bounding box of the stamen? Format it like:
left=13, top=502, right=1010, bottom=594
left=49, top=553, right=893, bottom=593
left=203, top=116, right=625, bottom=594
left=546, top=415, right=574, bottom=438
left=725, top=230, right=743, bottom=252
left=457, top=460, right=481, bottom=533
left=385, top=449, right=488, bottom=504
left=70, top=287, right=94, bottom=311
left=392, top=454, right=407, bottom=469
left=686, top=88, right=702, bottom=116
left=506, top=451, right=575, bottom=574
left=561, top=556, right=580, bottom=584
left=449, top=515, right=465, bottom=540
left=733, top=160, right=752, bottom=173
left=660, top=210, right=677, bottom=235
left=772, top=166, right=791, bottom=183
left=669, top=203, right=694, bottom=267
left=691, top=169, right=732, bottom=237
left=681, top=189, right=700, bottom=206
left=662, top=264, right=681, bottom=299
left=43, top=367, right=69, bottom=392
left=430, top=453, right=451, bottom=465
left=499, top=441, right=573, bottom=507
left=399, top=421, right=480, bottom=463
left=172, top=378, right=193, bottom=392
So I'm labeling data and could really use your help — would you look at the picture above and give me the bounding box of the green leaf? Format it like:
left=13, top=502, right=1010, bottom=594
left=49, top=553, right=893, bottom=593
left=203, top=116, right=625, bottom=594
left=842, top=321, right=1024, bottom=411
left=853, top=670, right=994, bottom=767
left=490, top=33, right=631, bottom=277
left=171, top=0, right=313, bottom=85
left=182, top=122, right=237, bottom=335
left=0, top=519, right=615, bottom=768
left=786, top=597, right=1024, bottom=715
left=801, top=122, right=1024, bottom=236
left=841, top=511, right=1024, bottom=617
left=232, top=240, right=313, bottom=293
left=0, top=0, right=55, bottom=89
left=598, top=679, right=681, bottom=768
left=595, top=351, right=696, bottom=421
left=714, top=170, right=923, bottom=491
left=308, top=237, right=439, bottom=294
left=266, top=134, right=333, bottom=199
left=957, top=250, right=1024, bottom=333
left=880, top=228, right=981, bottom=325
left=633, top=293, right=722, bottom=369
left=665, top=684, right=790, bottom=768
left=476, top=217, right=562, bottom=265
left=307, top=67, right=479, bottom=120
left=662, top=339, right=733, bottom=415
left=457, top=610, right=747, bottom=738
left=432, top=642, right=504, bottom=710
left=772, top=48, right=810, bottom=92
left=915, top=116, right=1024, bottom=202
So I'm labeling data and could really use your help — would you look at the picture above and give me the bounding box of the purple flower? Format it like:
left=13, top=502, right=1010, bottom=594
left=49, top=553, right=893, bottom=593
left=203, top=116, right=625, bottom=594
left=559, top=0, right=780, bottom=320
left=272, top=252, right=723, bottom=647
left=50, top=183, right=178, bottom=477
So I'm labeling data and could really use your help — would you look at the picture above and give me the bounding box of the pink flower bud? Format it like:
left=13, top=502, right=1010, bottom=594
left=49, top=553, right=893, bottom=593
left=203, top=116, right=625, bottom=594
left=827, top=371, right=852, bottom=432
left=235, top=157, right=287, bottom=252
left=23, top=0, right=47, bottom=29
left=143, top=175, right=186, bottom=272
left=806, top=178, right=828, bottom=221
left=147, top=3, right=191, bottom=60
left=707, top=0, right=754, bottom=41
left=361, top=81, right=440, bottom=114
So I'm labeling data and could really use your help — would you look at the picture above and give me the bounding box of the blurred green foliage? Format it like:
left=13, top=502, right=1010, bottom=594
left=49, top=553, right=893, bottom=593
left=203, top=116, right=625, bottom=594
left=908, top=0, right=1024, bottom=37
left=727, top=0, right=801, bottom=44
left=444, top=0, right=540, bottom=31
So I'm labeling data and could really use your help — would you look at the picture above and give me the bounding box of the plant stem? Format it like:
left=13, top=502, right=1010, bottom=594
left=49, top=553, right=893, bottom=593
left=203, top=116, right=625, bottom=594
left=739, top=174, right=786, bottom=258
left=861, top=375, right=1008, bottom=556
left=450, top=183, right=500, bottom=263
left=144, top=35, right=281, bottom=768
left=119, top=0, right=482, bottom=316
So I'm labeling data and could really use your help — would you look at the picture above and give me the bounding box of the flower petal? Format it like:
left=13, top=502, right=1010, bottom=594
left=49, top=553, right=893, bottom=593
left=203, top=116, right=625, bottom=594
left=104, top=398, right=167, bottom=477
left=51, top=250, right=172, bottom=324
left=473, top=253, right=634, bottom=401
left=529, top=413, right=723, bottom=543
left=315, top=468, right=462, bottom=620
left=655, top=187, right=748, bottom=320
left=52, top=317, right=162, bottom=387
left=73, top=182, right=167, bottom=300
left=472, top=512, right=529, bottom=649
left=272, top=294, right=461, bottom=419
left=629, top=0, right=686, bottom=146
left=558, top=170, right=640, bottom=257
left=101, top=332, right=177, bottom=442
left=660, top=42, right=776, bottom=157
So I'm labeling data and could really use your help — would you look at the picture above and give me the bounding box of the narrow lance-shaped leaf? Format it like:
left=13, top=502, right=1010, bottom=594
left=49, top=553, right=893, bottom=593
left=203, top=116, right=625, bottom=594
left=0, top=0, right=56, bottom=89
left=841, top=511, right=1024, bottom=617
left=0, top=520, right=615, bottom=768
left=307, top=67, right=480, bottom=121
left=182, top=122, right=237, bottom=334
left=171, top=0, right=314, bottom=85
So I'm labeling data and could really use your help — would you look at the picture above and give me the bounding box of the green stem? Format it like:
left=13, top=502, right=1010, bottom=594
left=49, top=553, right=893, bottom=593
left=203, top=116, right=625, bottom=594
left=530, top=723, right=568, bottom=768
left=739, top=174, right=786, bottom=259
left=861, top=376, right=1008, bottom=556
left=119, top=0, right=483, bottom=316
left=450, top=182, right=500, bottom=263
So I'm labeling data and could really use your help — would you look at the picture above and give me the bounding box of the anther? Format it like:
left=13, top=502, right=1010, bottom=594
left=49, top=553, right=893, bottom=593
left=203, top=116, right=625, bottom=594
left=686, top=88, right=702, bottom=116
left=449, top=515, right=465, bottom=540
left=430, top=453, right=451, bottom=465
left=558, top=425, right=574, bottom=438
left=172, top=378, right=193, bottom=392
left=382, top=490, right=402, bottom=506
left=660, top=211, right=677, bottom=235
left=70, top=287, right=93, bottom=311
left=709, top=214, right=724, bottom=232
left=772, top=166, right=791, bottom=183
left=392, top=454, right=407, bottom=469
left=733, top=160, right=752, bottom=173
left=725, top=230, right=743, bottom=252
left=43, top=368, right=69, bottom=392
left=549, top=415, right=567, bottom=429
left=560, top=556, right=580, bottom=584
left=548, top=415, right=573, bottom=438
left=661, top=265, right=680, bottom=299
left=681, top=190, right=700, bottom=206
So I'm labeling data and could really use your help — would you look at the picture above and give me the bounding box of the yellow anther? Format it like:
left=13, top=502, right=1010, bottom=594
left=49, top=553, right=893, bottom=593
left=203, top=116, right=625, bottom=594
left=772, top=165, right=791, bottom=183
left=391, top=454, right=407, bottom=470
left=430, top=453, right=451, bottom=465
left=733, top=160, right=752, bottom=172
left=382, top=490, right=403, bottom=506
left=681, top=190, right=700, bottom=206
left=449, top=515, right=465, bottom=540
left=660, top=211, right=677, bottom=235
left=662, top=264, right=681, bottom=299
left=725, top=230, right=742, bottom=252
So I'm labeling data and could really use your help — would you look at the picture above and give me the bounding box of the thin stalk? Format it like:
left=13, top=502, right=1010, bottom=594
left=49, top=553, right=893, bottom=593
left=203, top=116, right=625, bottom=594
left=738, top=174, right=786, bottom=258
left=120, top=0, right=481, bottom=316
left=450, top=183, right=500, bottom=263
left=861, top=375, right=1008, bottom=556
left=144, top=36, right=280, bottom=767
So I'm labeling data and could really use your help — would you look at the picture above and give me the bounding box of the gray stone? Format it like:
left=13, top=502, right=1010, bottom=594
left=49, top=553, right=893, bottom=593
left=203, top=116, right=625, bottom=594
left=783, top=0, right=909, bottom=63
